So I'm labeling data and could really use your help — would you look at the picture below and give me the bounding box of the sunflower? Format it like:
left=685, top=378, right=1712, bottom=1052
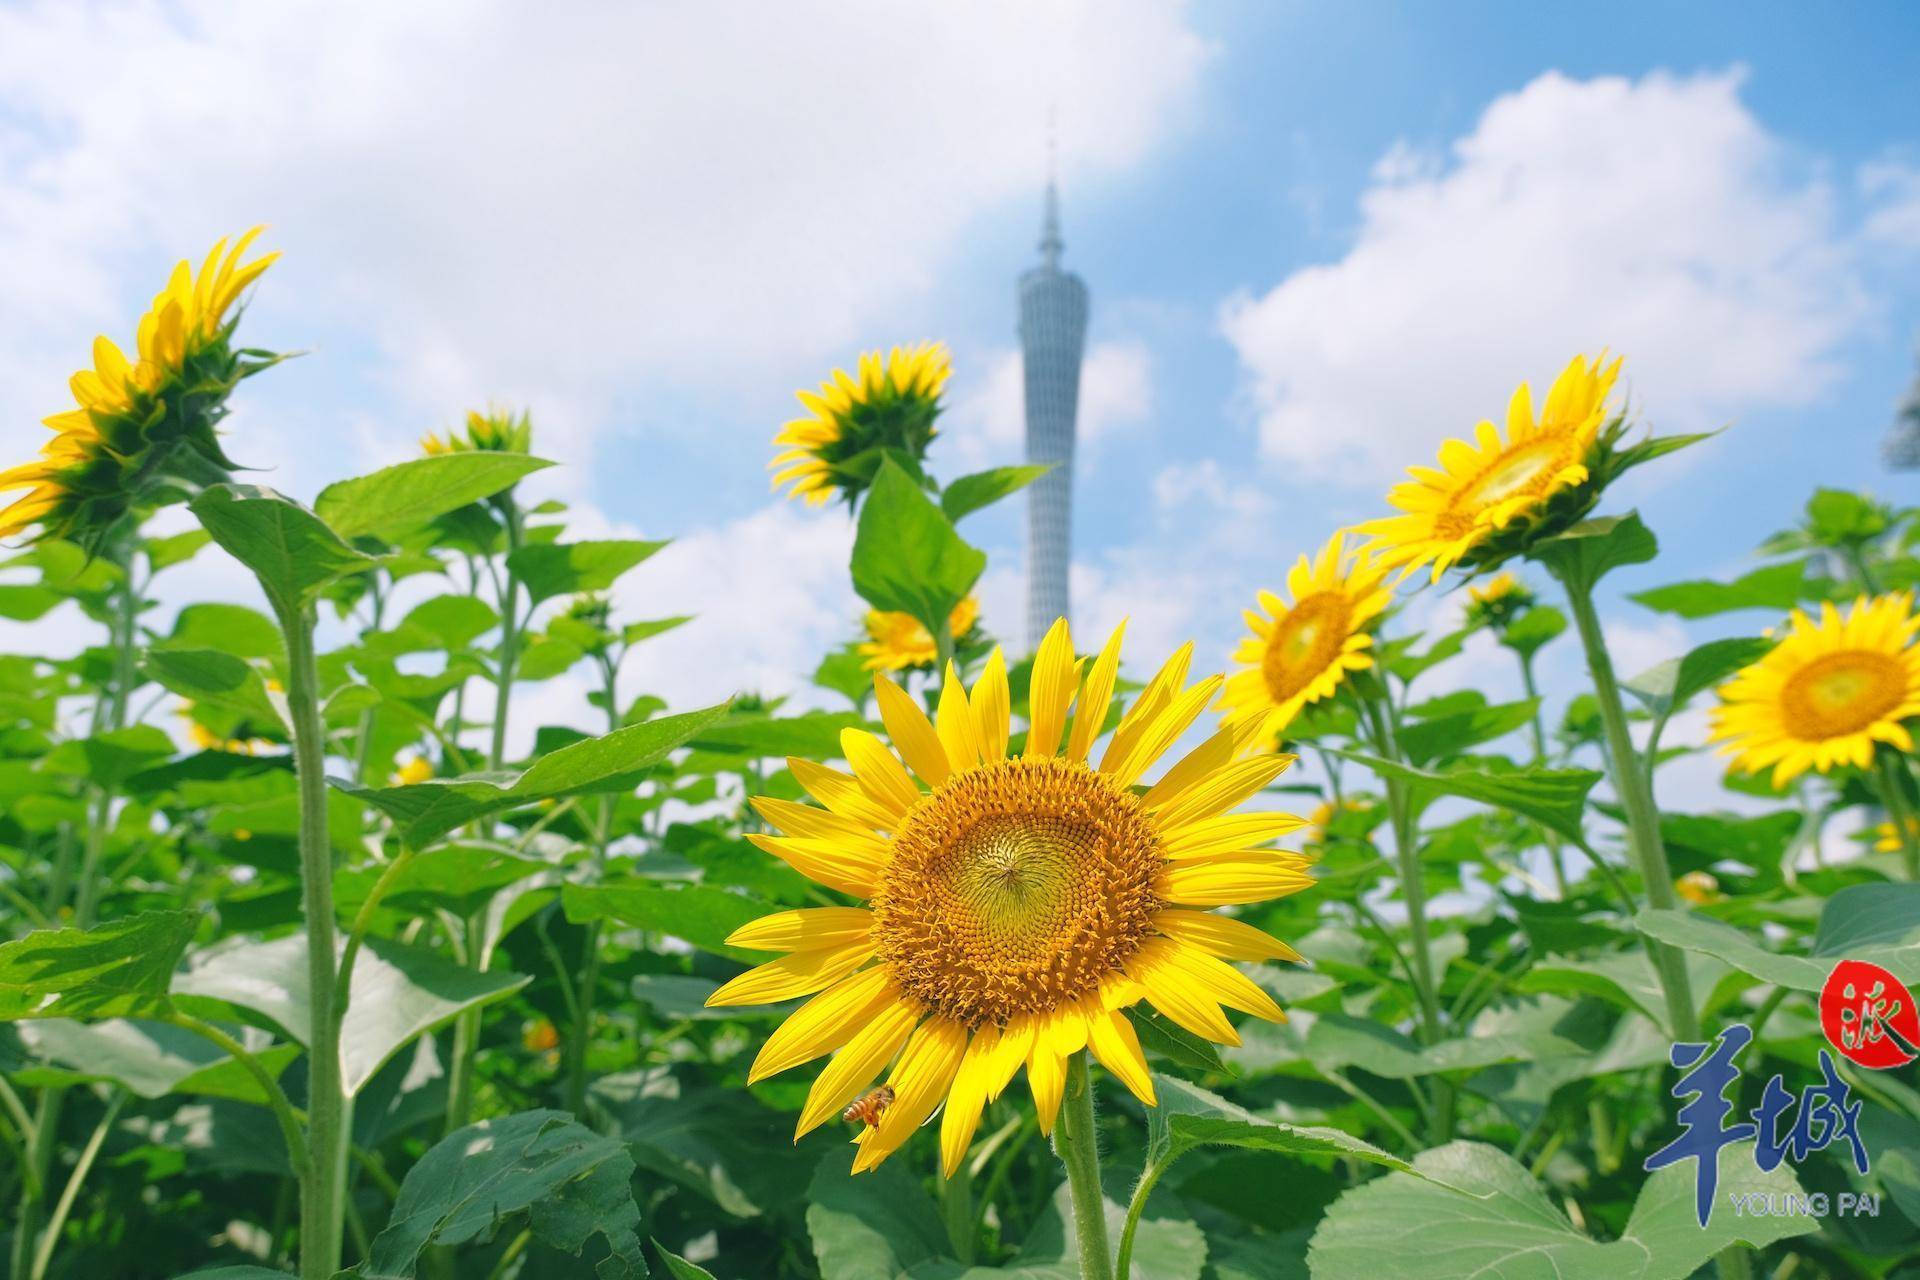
left=1, top=229, right=281, bottom=543
left=1219, top=532, right=1392, bottom=743
left=1708, top=592, right=1920, bottom=785
left=770, top=342, right=952, bottom=507
left=712, top=619, right=1312, bottom=1174
left=1464, top=571, right=1537, bottom=631
left=391, top=756, right=435, bottom=786
left=858, top=597, right=981, bottom=673
left=1876, top=817, right=1920, bottom=853
left=1354, top=354, right=1624, bottom=582
left=421, top=406, right=533, bottom=457
left=1674, top=870, right=1721, bottom=905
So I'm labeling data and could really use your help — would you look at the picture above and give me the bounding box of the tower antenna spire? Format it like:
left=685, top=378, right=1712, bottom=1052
left=1041, top=109, right=1063, bottom=269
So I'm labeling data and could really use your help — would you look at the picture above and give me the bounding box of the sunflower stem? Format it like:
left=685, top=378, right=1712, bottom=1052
left=1053, top=1053, right=1113, bottom=1280
left=276, top=598, right=349, bottom=1280
left=1872, top=749, right=1920, bottom=881
left=1517, top=651, right=1570, bottom=897
left=938, top=1163, right=976, bottom=1264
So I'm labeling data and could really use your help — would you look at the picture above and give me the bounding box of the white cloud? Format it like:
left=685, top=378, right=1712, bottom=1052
left=0, top=0, right=1208, bottom=484
left=1861, top=159, right=1920, bottom=250
left=1222, top=69, right=1866, bottom=481
left=943, top=339, right=1155, bottom=471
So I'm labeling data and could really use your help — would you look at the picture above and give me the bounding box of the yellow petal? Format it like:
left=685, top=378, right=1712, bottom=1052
left=971, top=647, right=1011, bottom=762
left=1152, top=938, right=1287, bottom=1022
left=1141, top=728, right=1239, bottom=810
left=939, top=1026, right=1000, bottom=1177
left=748, top=965, right=898, bottom=1082
left=1068, top=622, right=1127, bottom=763
left=1101, top=674, right=1222, bottom=790
left=1101, top=641, right=1193, bottom=772
left=1026, top=618, right=1076, bottom=758
left=750, top=796, right=887, bottom=854
left=725, top=907, right=874, bottom=953
left=791, top=757, right=900, bottom=830
left=852, top=1017, right=969, bottom=1172
left=1085, top=1001, right=1156, bottom=1106
left=839, top=729, right=920, bottom=816
left=1026, top=1029, right=1068, bottom=1136
left=874, top=674, right=951, bottom=787
left=1160, top=852, right=1315, bottom=907
left=705, top=941, right=874, bottom=1007
left=796, top=998, right=920, bottom=1138
left=1150, top=755, right=1296, bottom=829
left=1155, top=908, right=1303, bottom=964
left=1124, top=937, right=1239, bottom=1044
left=1159, top=812, right=1308, bottom=860
left=936, top=664, right=984, bottom=773
left=745, top=832, right=884, bottom=898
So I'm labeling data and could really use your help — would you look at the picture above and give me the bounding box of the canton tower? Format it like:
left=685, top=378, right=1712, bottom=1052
left=1019, top=180, right=1089, bottom=651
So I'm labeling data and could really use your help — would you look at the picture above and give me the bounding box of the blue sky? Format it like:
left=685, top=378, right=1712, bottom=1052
left=1, top=1, right=1917, bottom=765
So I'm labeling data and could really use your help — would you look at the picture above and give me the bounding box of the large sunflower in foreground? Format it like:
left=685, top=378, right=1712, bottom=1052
left=858, top=596, right=980, bottom=673
left=711, top=619, right=1312, bottom=1174
left=1219, top=531, right=1391, bottom=742
left=1708, top=592, right=1920, bottom=785
left=1354, top=353, right=1623, bottom=582
left=770, top=341, right=951, bottom=507
left=0, top=229, right=280, bottom=543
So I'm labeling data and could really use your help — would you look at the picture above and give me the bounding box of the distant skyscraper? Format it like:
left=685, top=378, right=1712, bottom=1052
left=1886, top=344, right=1920, bottom=471
left=1019, top=181, right=1089, bottom=650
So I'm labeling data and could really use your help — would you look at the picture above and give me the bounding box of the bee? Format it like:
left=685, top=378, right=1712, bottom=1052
left=841, top=1085, right=895, bottom=1128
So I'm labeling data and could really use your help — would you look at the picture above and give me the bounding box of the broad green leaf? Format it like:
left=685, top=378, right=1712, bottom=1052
left=334, top=845, right=549, bottom=920
left=1306, top=1140, right=1814, bottom=1279
left=1130, top=1006, right=1228, bottom=1074
left=42, top=725, right=176, bottom=788
left=507, top=539, right=667, bottom=607
left=316, top=452, right=553, bottom=539
left=161, top=602, right=284, bottom=660
left=1518, top=949, right=1729, bottom=1036
left=145, top=528, right=214, bottom=571
left=173, top=932, right=529, bottom=1096
left=361, top=594, right=500, bottom=657
left=331, top=701, right=727, bottom=846
left=624, top=615, right=693, bottom=646
left=596, top=1068, right=813, bottom=1219
left=691, top=710, right=870, bottom=759
left=0, top=911, right=196, bottom=1021
left=1337, top=750, right=1601, bottom=844
left=1530, top=511, right=1658, bottom=593
left=1636, top=883, right=1920, bottom=991
left=1498, top=604, right=1566, bottom=659
left=1146, top=1076, right=1424, bottom=1177
left=1300, top=1013, right=1584, bottom=1081
left=1622, top=636, right=1772, bottom=719
left=191, top=484, right=376, bottom=611
left=1628, top=561, right=1805, bottom=619
left=2, top=1017, right=294, bottom=1104
left=1861, top=1106, right=1920, bottom=1227
left=1396, top=698, right=1538, bottom=767
left=354, top=1109, right=644, bottom=1280
left=0, top=584, right=62, bottom=621
left=850, top=460, right=986, bottom=636
left=940, top=464, right=1051, bottom=522
left=562, top=883, right=773, bottom=960
left=143, top=648, right=283, bottom=726
left=172, top=1268, right=301, bottom=1280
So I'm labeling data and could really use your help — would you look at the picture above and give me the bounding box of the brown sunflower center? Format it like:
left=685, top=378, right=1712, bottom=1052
left=1779, top=650, right=1906, bottom=741
left=1262, top=591, right=1351, bottom=703
left=871, top=756, right=1164, bottom=1028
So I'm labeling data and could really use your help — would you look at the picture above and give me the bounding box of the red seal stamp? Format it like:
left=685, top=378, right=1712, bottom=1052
left=1819, top=960, right=1919, bottom=1070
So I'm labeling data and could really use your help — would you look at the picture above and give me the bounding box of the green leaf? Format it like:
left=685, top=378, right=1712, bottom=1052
left=623, top=616, right=693, bottom=646
left=1300, top=1013, right=1583, bottom=1081
left=0, top=911, right=196, bottom=1021
left=1146, top=1076, right=1425, bottom=1176
left=162, top=603, right=285, bottom=660
left=690, top=710, right=870, bottom=760
left=561, top=883, right=773, bottom=961
left=316, top=452, right=553, bottom=540
left=1396, top=699, right=1538, bottom=768
left=42, top=725, right=177, bottom=788
left=1530, top=511, right=1658, bottom=593
left=0, top=584, right=62, bottom=621
left=354, top=1109, right=645, bottom=1280
left=596, top=1068, right=813, bottom=1219
left=171, top=1268, right=299, bottom=1280
left=331, top=701, right=727, bottom=846
left=1636, top=883, right=1920, bottom=991
left=2, top=1017, right=294, bottom=1104
left=1336, top=751, right=1601, bottom=845
left=191, top=484, right=376, bottom=611
left=1306, top=1140, right=1814, bottom=1279
left=173, top=932, right=529, bottom=1096
left=334, top=845, right=549, bottom=921
left=143, top=648, right=283, bottom=726
left=507, top=539, right=667, bottom=607
left=850, top=460, right=985, bottom=636
left=939, top=464, right=1052, bottom=522
left=1622, top=636, right=1772, bottom=719
left=1129, top=1006, right=1228, bottom=1075
left=1629, top=561, right=1805, bottom=619
left=145, top=528, right=214, bottom=572
left=653, top=1244, right=718, bottom=1280
left=1498, top=605, right=1565, bottom=659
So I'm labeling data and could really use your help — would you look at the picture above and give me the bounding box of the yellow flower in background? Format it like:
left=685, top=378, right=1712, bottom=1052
left=1708, top=592, right=1920, bottom=785
left=1468, top=573, right=1525, bottom=606
left=1304, top=796, right=1374, bottom=848
left=421, top=406, right=533, bottom=457
left=1674, top=870, right=1721, bottom=905
left=391, top=756, right=434, bottom=786
left=1876, top=817, right=1920, bottom=853
left=522, top=1019, right=560, bottom=1053
left=770, top=342, right=952, bottom=507
left=1219, top=532, right=1392, bottom=742
left=858, top=597, right=981, bottom=673
left=1, top=229, right=280, bottom=543
left=1354, top=354, right=1623, bottom=582
left=713, top=618, right=1312, bottom=1175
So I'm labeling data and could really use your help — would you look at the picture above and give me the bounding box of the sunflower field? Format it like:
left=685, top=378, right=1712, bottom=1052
left=0, top=231, right=1916, bottom=1280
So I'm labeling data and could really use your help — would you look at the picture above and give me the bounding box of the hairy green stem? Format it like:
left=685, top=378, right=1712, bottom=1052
left=1872, top=750, right=1920, bottom=881
left=1053, top=1053, right=1112, bottom=1280
left=1114, top=1157, right=1166, bottom=1280
left=1518, top=653, right=1570, bottom=897
left=278, top=601, right=348, bottom=1280
left=1560, top=582, right=1699, bottom=1040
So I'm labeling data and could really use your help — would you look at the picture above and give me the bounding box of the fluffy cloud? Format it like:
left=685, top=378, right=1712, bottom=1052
left=0, top=0, right=1208, bottom=483
left=1222, top=69, right=1865, bottom=480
